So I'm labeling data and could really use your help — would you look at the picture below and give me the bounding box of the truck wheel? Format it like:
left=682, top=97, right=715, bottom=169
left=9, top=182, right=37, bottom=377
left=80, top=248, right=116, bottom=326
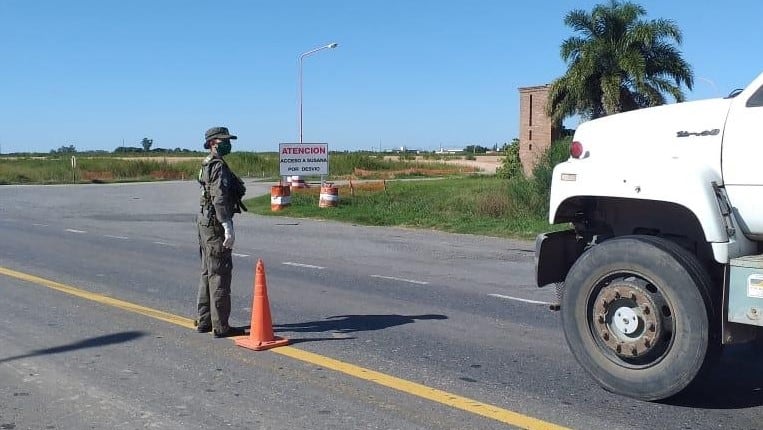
left=561, top=235, right=717, bottom=400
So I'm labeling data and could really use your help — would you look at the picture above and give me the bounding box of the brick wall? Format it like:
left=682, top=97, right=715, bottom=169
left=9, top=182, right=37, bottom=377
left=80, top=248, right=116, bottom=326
left=518, top=85, right=560, bottom=176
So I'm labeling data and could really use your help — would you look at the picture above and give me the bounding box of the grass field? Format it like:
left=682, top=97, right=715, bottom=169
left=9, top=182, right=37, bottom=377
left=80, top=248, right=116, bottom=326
left=0, top=152, right=474, bottom=184
left=245, top=176, right=562, bottom=239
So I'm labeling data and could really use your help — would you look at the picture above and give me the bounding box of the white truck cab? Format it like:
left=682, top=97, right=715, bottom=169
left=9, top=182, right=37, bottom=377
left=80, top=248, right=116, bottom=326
left=535, top=72, right=763, bottom=400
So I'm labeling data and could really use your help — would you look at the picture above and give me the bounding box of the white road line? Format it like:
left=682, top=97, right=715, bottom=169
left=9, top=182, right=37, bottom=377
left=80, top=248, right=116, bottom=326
left=152, top=241, right=173, bottom=246
left=65, top=229, right=87, bottom=234
left=232, top=253, right=250, bottom=258
left=370, top=275, right=429, bottom=285
left=104, top=235, right=129, bottom=240
left=282, top=262, right=326, bottom=270
left=32, top=223, right=49, bottom=227
left=488, top=294, right=553, bottom=306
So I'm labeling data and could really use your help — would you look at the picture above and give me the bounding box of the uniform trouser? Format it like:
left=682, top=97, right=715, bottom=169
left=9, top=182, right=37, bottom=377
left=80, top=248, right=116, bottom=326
left=197, top=217, right=233, bottom=332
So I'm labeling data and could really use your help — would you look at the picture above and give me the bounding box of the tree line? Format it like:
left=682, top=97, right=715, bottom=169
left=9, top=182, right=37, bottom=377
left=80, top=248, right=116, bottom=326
left=51, top=137, right=197, bottom=154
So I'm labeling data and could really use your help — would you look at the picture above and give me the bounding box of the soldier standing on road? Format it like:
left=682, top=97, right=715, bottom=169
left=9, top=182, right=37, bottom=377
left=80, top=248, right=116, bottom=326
left=195, top=126, right=246, bottom=338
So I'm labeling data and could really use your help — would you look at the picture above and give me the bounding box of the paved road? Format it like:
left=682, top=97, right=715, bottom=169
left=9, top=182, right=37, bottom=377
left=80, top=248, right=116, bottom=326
left=1, top=181, right=762, bottom=429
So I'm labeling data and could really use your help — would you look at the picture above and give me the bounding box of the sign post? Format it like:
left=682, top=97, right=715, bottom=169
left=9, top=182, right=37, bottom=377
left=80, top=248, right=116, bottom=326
left=71, top=155, right=77, bottom=183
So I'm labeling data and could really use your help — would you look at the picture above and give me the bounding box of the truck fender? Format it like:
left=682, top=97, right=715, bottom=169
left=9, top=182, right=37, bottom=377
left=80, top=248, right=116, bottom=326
left=551, top=159, right=724, bottom=238
left=548, top=159, right=755, bottom=263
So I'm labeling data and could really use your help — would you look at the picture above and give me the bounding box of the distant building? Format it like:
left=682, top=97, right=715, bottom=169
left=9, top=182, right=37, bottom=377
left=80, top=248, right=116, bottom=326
left=384, top=147, right=421, bottom=154
left=435, top=146, right=461, bottom=154
left=518, top=85, right=561, bottom=176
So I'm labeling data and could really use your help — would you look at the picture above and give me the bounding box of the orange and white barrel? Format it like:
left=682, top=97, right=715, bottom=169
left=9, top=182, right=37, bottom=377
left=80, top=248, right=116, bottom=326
left=319, top=184, right=339, bottom=208
left=289, top=175, right=308, bottom=190
left=270, top=185, right=291, bottom=211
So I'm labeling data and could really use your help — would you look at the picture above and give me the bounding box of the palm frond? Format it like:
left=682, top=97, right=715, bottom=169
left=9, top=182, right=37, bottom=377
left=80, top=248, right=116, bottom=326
left=547, top=1, right=693, bottom=122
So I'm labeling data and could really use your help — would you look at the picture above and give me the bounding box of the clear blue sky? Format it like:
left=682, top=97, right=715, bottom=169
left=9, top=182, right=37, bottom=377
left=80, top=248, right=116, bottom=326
left=1, top=1, right=760, bottom=154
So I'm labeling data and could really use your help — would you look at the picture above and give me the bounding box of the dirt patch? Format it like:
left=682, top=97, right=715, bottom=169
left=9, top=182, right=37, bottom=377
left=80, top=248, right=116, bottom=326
left=383, top=155, right=501, bottom=174
left=114, top=156, right=203, bottom=164
left=82, top=171, right=114, bottom=181
left=291, top=180, right=389, bottom=195
left=353, top=166, right=477, bottom=178
left=149, top=170, right=187, bottom=180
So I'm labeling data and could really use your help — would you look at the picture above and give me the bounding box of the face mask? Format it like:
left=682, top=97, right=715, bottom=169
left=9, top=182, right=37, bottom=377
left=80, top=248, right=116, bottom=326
left=216, top=141, right=232, bottom=156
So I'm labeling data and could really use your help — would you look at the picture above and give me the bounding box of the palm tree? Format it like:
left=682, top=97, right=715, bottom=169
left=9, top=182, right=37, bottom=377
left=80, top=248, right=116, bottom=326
left=546, top=0, right=694, bottom=123
left=141, top=137, right=153, bottom=152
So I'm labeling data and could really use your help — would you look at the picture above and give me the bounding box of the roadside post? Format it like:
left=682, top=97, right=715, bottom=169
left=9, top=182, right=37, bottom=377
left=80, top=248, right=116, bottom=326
left=70, top=155, right=77, bottom=183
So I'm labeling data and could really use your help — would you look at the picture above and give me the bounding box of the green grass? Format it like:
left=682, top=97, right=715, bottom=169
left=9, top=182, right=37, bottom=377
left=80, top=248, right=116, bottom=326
left=0, top=157, right=200, bottom=184
left=0, top=152, right=468, bottom=184
left=245, top=176, right=564, bottom=239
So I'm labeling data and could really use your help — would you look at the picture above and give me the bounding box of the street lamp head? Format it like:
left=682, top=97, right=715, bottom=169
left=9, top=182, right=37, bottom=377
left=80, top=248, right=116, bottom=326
left=300, top=42, right=339, bottom=60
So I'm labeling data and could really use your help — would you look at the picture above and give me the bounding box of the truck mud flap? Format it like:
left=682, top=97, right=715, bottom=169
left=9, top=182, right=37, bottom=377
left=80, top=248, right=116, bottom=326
left=535, top=229, right=584, bottom=288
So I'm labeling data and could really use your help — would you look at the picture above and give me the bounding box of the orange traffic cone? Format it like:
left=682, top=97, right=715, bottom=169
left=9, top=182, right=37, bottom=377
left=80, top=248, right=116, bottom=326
left=235, top=259, right=290, bottom=351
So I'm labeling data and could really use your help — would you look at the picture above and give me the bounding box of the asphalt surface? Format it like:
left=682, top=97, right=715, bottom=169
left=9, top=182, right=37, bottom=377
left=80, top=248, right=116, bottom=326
left=1, top=180, right=763, bottom=430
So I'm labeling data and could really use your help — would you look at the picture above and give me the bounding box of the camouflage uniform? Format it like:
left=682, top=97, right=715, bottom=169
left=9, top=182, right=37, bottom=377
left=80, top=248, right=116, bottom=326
left=196, top=127, right=240, bottom=335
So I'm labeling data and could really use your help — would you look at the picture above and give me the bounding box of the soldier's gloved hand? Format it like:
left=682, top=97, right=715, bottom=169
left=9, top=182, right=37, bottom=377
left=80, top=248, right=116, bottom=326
left=222, top=220, right=235, bottom=249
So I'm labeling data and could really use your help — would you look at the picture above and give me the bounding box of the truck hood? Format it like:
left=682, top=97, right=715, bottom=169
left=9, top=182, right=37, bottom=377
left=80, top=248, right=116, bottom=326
left=572, top=98, right=732, bottom=174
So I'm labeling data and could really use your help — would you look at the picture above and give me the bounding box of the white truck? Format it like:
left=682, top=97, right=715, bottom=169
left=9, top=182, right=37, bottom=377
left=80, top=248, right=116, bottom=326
left=535, top=72, right=763, bottom=400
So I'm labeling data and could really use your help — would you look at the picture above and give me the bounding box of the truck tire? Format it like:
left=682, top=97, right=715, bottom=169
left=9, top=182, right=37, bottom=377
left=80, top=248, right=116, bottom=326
left=561, top=235, right=717, bottom=400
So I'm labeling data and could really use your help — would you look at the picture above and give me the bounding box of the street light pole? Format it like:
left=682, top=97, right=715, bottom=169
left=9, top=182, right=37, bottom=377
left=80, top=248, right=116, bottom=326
left=298, top=42, right=338, bottom=143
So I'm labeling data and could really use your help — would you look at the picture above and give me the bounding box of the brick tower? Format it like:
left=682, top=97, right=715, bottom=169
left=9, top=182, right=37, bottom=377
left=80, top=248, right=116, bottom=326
left=518, top=85, right=560, bottom=176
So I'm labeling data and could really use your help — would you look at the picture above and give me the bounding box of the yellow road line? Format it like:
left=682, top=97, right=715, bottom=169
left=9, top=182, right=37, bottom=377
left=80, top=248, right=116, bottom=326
left=0, top=265, right=569, bottom=430
left=0, top=266, right=195, bottom=329
left=273, top=346, right=567, bottom=430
